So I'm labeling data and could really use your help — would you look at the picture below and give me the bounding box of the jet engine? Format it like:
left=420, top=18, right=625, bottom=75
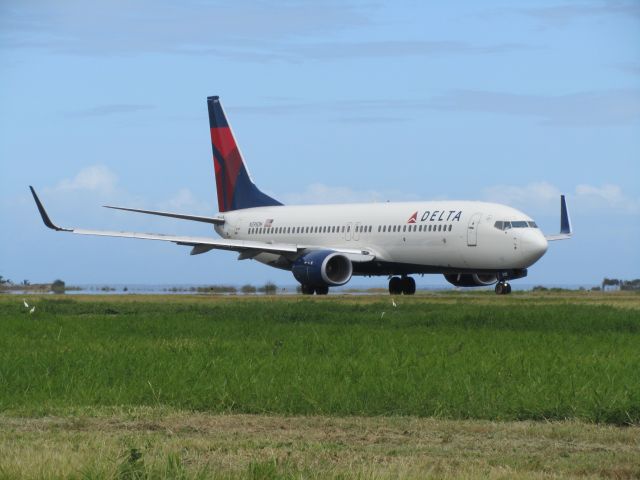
left=444, top=273, right=498, bottom=287
left=292, top=250, right=353, bottom=287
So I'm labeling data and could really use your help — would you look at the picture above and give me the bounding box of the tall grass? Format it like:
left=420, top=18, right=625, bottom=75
left=0, top=296, right=638, bottom=424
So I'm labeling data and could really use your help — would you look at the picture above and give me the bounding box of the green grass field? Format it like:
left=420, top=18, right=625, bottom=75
left=1, top=292, right=639, bottom=479
left=1, top=292, right=639, bottom=423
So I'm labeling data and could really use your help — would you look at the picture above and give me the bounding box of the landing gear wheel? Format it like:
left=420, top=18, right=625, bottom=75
left=301, top=285, right=314, bottom=295
left=401, top=276, right=416, bottom=295
left=315, top=285, right=329, bottom=295
left=389, top=277, right=402, bottom=295
left=495, top=282, right=511, bottom=295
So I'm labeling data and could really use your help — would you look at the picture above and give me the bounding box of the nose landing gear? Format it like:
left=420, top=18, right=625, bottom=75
left=495, top=281, right=512, bottom=295
left=389, top=276, right=416, bottom=295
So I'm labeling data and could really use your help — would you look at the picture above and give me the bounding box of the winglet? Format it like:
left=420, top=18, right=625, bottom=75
left=546, top=194, right=572, bottom=241
left=29, top=186, right=71, bottom=232
left=560, top=194, right=572, bottom=235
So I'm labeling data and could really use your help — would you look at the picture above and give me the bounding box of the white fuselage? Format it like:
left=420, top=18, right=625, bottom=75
left=214, top=200, right=548, bottom=275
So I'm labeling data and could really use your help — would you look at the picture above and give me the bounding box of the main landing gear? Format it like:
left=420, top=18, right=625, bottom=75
left=300, top=285, right=329, bottom=295
left=495, top=281, right=512, bottom=295
left=389, top=276, right=416, bottom=295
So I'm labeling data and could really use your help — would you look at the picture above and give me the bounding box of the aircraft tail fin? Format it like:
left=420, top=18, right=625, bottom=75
left=207, top=96, right=282, bottom=212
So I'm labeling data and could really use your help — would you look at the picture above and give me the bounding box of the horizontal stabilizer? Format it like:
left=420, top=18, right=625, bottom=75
left=104, top=205, right=224, bottom=225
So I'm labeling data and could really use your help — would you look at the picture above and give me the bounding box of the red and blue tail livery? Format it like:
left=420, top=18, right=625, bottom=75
left=207, top=96, right=282, bottom=212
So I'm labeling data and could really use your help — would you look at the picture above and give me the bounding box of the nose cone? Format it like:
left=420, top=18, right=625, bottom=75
left=521, top=230, right=548, bottom=266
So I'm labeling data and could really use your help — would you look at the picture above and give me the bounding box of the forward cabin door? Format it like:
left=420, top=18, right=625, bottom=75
left=353, top=222, right=361, bottom=241
left=345, top=222, right=353, bottom=241
left=467, top=212, right=482, bottom=246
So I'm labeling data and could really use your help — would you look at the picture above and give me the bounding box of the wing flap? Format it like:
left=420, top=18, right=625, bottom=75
left=66, top=228, right=299, bottom=254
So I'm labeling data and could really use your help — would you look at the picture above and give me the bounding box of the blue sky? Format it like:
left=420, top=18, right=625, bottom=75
left=1, top=0, right=639, bottom=287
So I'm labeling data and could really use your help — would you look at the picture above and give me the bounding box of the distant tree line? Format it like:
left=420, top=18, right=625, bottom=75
left=51, top=279, right=66, bottom=294
left=195, top=282, right=278, bottom=295
left=1, top=275, right=66, bottom=294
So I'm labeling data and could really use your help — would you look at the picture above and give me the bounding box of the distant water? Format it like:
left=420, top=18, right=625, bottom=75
left=6, top=283, right=601, bottom=295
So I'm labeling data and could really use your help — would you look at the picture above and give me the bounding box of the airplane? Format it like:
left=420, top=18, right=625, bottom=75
left=30, top=95, right=572, bottom=295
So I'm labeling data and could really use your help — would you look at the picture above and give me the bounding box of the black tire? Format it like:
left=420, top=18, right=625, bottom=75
left=315, top=285, right=329, bottom=295
left=401, top=276, right=416, bottom=295
left=389, top=277, right=402, bottom=295
left=495, top=283, right=504, bottom=295
left=301, top=285, right=314, bottom=295
left=505, top=283, right=512, bottom=294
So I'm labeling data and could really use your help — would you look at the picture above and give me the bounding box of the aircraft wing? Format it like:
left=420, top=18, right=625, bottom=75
left=30, top=187, right=376, bottom=261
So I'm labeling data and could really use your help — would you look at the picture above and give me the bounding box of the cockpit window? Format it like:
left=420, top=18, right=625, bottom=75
left=494, top=220, right=538, bottom=230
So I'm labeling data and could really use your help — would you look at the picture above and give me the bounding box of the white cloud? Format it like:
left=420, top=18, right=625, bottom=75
left=65, top=104, right=154, bottom=118
left=42, top=164, right=215, bottom=214
left=483, top=181, right=560, bottom=207
left=575, top=183, right=640, bottom=213
left=281, top=183, right=419, bottom=205
left=157, top=188, right=213, bottom=215
left=0, top=1, right=366, bottom=56
left=428, top=89, right=640, bottom=126
left=517, top=2, right=640, bottom=28
left=49, top=165, right=117, bottom=194
left=483, top=181, right=640, bottom=215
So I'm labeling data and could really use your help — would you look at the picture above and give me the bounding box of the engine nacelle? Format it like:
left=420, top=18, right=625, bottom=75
left=444, top=273, right=499, bottom=287
left=292, top=250, right=353, bottom=287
